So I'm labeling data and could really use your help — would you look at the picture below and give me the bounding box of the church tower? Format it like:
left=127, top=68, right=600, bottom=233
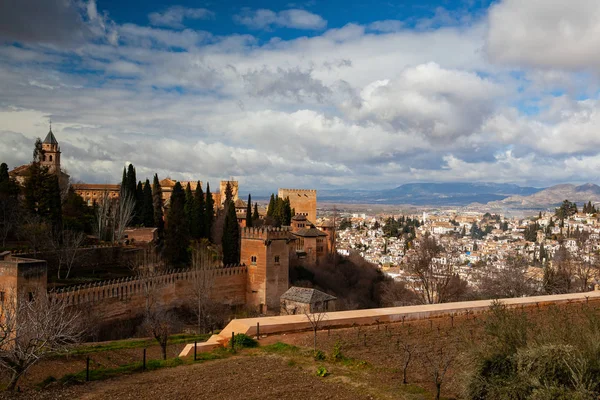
left=40, top=126, right=61, bottom=174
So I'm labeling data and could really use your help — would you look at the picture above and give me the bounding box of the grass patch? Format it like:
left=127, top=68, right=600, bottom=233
left=261, top=342, right=300, bottom=353
left=67, top=333, right=211, bottom=356
left=400, top=384, right=428, bottom=395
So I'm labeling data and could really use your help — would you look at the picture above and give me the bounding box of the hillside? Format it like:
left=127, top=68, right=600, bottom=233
left=318, top=182, right=542, bottom=206
left=485, top=183, right=600, bottom=210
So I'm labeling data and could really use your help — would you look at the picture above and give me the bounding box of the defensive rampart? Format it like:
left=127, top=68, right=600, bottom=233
left=50, top=265, right=248, bottom=322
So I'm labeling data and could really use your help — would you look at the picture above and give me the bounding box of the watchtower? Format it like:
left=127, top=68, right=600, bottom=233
left=278, top=189, right=317, bottom=224
left=241, top=227, right=294, bottom=313
left=0, top=252, right=47, bottom=306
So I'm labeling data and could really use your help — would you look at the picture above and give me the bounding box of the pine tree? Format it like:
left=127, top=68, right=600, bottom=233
left=252, top=202, right=259, bottom=222
left=141, top=179, right=154, bottom=227
left=283, top=197, right=292, bottom=225
left=267, top=194, right=275, bottom=217
left=245, top=194, right=252, bottom=228
left=222, top=193, right=240, bottom=265
left=204, top=182, right=215, bottom=241
left=152, top=174, right=165, bottom=244
left=164, top=182, right=190, bottom=266
left=192, top=182, right=205, bottom=239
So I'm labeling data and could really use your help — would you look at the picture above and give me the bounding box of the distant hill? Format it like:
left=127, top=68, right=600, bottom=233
left=485, top=183, right=600, bottom=210
left=318, top=182, right=542, bottom=206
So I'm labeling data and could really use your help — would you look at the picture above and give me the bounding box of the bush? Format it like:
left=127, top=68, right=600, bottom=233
left=316, top=366, right=329, bottom=377
left=313, top=350, right=326, bottom=361
left=330, top=341, right=344, bottom=361
left=233, top=333, right=258, bottom=349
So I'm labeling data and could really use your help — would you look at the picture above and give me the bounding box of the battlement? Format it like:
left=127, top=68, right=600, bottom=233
left=278, top=189, right=317, bottom=195
left=241, top=226, right=291, bottom=240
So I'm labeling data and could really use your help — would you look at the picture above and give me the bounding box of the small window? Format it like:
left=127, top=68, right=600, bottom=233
left=43, top=155, right=46, bottom=161
left=251, top=256, right=257, bottom=264
left=49, top=155, right=53, bottom=162
left=274, top=256, right=280, bottom=264
left=28, top=292, right=34, bottom=302
left=0, top=292, right=4, bottom=302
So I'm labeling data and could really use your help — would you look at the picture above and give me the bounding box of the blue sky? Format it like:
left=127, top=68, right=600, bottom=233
left=1, top=0, right=600, bottom=193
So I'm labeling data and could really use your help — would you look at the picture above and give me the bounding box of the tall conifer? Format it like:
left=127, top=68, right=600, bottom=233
left=253, top=202, right=259, bottom=222
left=152, top=174, right=164, bottom=245
left=205, top=182, right=215, bottom=241
left=141, top=179, right=154, bottom=227
left=192, top=182, right=205, bottom=239
left=164, top=182, right=189, bottom=266
left=222, top=184, right=240, bottom=265
left=267, top=194, right=275, bottom=217
left=246, top=194, right=252, bottom=227
left=184, top=183, right=194, bottom=233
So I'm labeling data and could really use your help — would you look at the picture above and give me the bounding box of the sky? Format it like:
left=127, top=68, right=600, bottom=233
left=1, top=0, right=600, bottom=193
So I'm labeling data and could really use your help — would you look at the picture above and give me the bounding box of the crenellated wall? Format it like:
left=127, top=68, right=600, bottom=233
left=278, top=188, right=317, bottom=224
left=49, top=265, right=248, bottom=322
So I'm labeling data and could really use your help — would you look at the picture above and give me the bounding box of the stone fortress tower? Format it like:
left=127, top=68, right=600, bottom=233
left=40, top=127, right=61, bottom=174
left=278, top=189, right=317, bottom=223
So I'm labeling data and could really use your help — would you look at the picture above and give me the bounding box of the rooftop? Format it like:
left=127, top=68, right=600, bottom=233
left=280, top=286, right=336, bottom=304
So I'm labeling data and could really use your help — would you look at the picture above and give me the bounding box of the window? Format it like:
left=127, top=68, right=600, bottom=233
left=0, top=291, right=4, bottom=302
left=49, top=155, right=53, bottom=162
left=43, top=155, right=46, bottom=161
left=28, top=292, right=34, bottom=302
left=251, top=256, right=257, bottom=264
left=274, top=256, right=280, bottom=264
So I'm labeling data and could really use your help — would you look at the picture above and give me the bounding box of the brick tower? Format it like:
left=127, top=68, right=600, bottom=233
left=241, top=227, right=294, bottom=313
left=41, top=126, right=61, bottom=174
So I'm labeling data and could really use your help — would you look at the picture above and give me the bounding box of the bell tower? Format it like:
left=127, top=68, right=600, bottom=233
left=41, top=125, right=61, bottom=174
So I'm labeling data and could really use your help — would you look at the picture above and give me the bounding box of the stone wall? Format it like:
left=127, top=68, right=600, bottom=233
left=50, top=265, right=248, bottom=323
left=278, top=189, right=317, bottom=224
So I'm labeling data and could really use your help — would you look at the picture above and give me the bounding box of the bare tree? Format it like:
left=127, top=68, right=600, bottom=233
left=405, top=236, right=455, bottom=304
left=188, top=241, right=219, bottom=333
left=141, top=307, right=180, bottom=360
left=17, top=214, right=50, bottom=256
left=48, top=229, right=86, bottom=280
left=0, top=289, right=84, bottom=391
left=478, top=256, right=536, bottom=299
left=396, top=338, right=418, bottom=385
left=420, top=336, right=458, bottom=400
left=305, top=306, right=328, bottom=352
left=113, top=189, right=136, bottom=242
left=93, top=190, right=113, bottom=242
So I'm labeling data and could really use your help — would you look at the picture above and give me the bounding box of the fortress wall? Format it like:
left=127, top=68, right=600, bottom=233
left=51, top=265, right=248, bottom=323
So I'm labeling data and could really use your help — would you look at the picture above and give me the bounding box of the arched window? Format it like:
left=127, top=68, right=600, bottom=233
left=49, top=155, right=53, bottom=162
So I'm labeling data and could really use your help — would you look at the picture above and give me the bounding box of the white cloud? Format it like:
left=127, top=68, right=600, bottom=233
left=486, top=0, right=600, bottom=70
left=234, top=9, right=327, bottom=30
left=148, top=6, right=214, bottom=29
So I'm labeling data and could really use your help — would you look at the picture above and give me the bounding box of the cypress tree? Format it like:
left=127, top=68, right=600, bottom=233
left=205, top=182, right=215, bottom=241
left=152, top=174, right=165, bottom=245
left=164, top=182, right=190, bottom=266
left=224, top=182, right=233, bottom=204
left=267, top=194, right=275, bottom=217
left=141, top=179, right=154, bottom=227
left=252, top=202, right=259, bottom=222
left=134, top=181, right=144, bottom=225
left=222, top=194, right=240, bottom=265
left=184, top=183, right=194, bottom=233
left=121, top=167, right=127, bottom=190
left=126, top=164, right=137, bottom=196
left=245, top=194, right=252, bottom=227
left=192, top=182, right=205, bottom=239
left=0, top=163, right=8, bottom=183
left=283, top=197, right=292, bottom=225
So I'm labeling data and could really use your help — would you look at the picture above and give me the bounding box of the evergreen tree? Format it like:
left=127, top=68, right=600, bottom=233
left=192, top=182, right=205, bottom=239
left=134, top=181, right=144, bottom=225
left=204, top=182, right=215, bottom=241
left=126, top=164, right=137, bottom=196
left=252, top=202, right=259, bottom=222
left=184, top=183, right=194, bottom=234
left=164, top=182, right=190, bottom=266
left=0, top=163, right=8, bottom=183
left=283, top=197, right=292, bottom=225
left=121, top=167, right=127, bottom=190
left=267, top=194, right=275, bottom=217
left=141, top=179, right=154, bottom=227
left=222, top=192, right=240, bottom=265
left=152, top=174, right=165, bottom=244
left=245, top=194, right=252, bottom=228
left=224, top=182, right=233, bottom=204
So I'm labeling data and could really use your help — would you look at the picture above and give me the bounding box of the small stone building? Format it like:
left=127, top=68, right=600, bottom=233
left=280, top=286, right=336, bottom=315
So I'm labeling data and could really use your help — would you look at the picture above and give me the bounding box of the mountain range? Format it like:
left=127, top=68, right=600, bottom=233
left=318, top=182, right=600, bottom=209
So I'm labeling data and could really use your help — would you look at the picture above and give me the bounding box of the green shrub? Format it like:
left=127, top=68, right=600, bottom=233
left=330, top=341, right=344, bottom=361
left=316, top=366, right=329, bottom=377
left=233, top=333, right=258, bottom=349
left=262, top=342, right=299, bottom=353
left=313, top=350, right=326, bottom=361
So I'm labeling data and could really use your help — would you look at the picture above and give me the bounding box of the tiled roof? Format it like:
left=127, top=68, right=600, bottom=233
left=44, top=130, right=58, bottom=145
left=293, top=227, right=327, bottom=237
left=280, top=286, right=336, bottom=304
